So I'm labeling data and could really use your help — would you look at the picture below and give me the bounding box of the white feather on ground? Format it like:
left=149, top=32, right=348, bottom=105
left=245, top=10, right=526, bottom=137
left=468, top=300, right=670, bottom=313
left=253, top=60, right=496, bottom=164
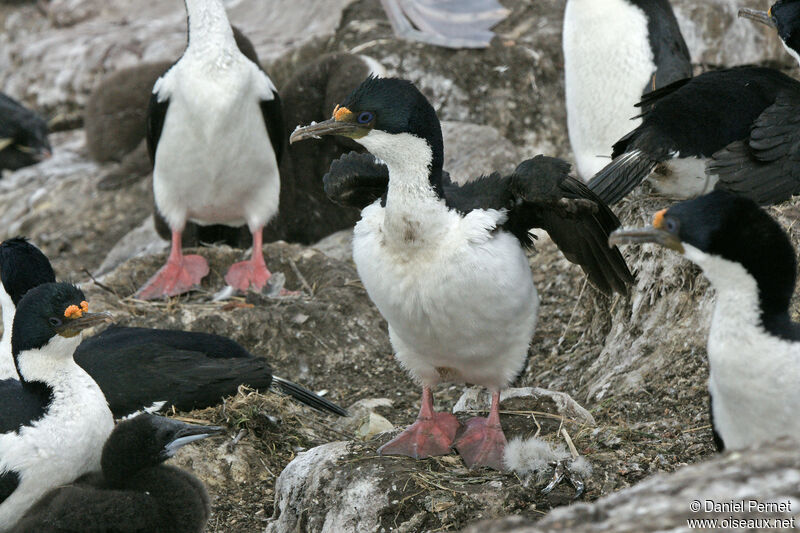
left=503, top=436, right=593, bottom=484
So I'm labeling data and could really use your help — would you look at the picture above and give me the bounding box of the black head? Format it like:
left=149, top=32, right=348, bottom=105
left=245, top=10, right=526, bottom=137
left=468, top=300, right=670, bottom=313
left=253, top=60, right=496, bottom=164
left=290, top=76, right=444, bottom=189
left=610, top=191, right=796, bottom=316
left=101, top=414, right=223, bottom=486
left=11, top=282, right=112, bottom=358
left=740, top=1, right=800, bottom=58
left=0, top=94, right=51, bottom=171
left=0, top=237, right=55, bottom=306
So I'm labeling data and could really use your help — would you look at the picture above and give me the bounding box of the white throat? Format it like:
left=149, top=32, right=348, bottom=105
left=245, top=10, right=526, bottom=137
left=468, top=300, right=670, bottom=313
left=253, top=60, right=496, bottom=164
left=780, top=40, right=800, bottom=68
left=0, top=285, right=17, bottom=380
left=683, top=243, right=764, bottom=330
left=357, top=130, right=446, bottom=245
left=15, top=334, right=84, bottom=386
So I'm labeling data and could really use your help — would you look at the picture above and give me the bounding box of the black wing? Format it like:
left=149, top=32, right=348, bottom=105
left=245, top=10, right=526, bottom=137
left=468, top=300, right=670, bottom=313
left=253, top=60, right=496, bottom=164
left=633, top=0, right=692, bottom=92
left=145, top=68, right=173, bottom=164
left=322, top=152, right=390, bottom=209
left=261, top=90, right=284, bottom=165
left=448, top=156, right=633, bottom=295
left=711, top=94, right=800, bottom=205
left=75, top=326, right=346, bottom=417
left=0, top=378, right=53, bottom=434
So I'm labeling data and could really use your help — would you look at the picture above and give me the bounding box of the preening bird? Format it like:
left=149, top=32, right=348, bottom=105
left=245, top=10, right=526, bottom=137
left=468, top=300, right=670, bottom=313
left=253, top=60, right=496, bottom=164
left=291, top=76, right=632, bottom=469
left=0, top=93, right=51, bottom=172
left=0, top=283, right=113, bottom=531
left=0, top=237, right=347, bottom=419
left=138, top=0, right=284, bottom=299
left=12, top=414, right=222, bottom=533
left=563, top=0, right=691, bottom=180
left=610, top=191, right=800, bottom=451
left=588, top=0, right=800, bottom=206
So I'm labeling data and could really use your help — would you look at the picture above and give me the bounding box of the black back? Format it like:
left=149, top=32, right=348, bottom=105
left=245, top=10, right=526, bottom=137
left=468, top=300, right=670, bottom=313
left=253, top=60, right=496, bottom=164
left=620, top=67, right=800, bottom=159
left=73, top=326, right=273, bottom=418
left=630, top=0, right=692, bottom=92
left=0, top=93, right=51, bottom=171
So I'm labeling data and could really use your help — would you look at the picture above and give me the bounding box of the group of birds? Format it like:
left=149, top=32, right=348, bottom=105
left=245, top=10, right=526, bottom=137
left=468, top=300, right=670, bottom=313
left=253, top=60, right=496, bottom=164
left=2, top=0, right=800, bottom=529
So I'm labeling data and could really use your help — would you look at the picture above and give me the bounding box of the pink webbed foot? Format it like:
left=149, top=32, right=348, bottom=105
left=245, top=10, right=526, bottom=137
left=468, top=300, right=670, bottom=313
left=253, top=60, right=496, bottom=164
left=224, top=260, right=272, bottom=293
left=454, top=390, right=507, bottom=470
left=453, top=416, right=508, bottom=470
left=137, top=254, right=209, bottom=300
left=378, top=412, right=460, bottom=459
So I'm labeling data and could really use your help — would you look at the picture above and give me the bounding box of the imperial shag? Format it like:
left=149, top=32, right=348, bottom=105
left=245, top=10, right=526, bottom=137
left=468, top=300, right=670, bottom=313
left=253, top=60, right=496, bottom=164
left=291, top=76, right=632, bottom=469
left=588, top=0, right=800, bottom=206
left=610, top=191, right=800, bottom=451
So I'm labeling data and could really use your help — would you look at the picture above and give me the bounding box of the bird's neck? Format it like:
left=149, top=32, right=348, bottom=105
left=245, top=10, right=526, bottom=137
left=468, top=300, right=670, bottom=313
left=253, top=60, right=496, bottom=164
left=184, top=0, right=237, bottom=56
left=0, top=292, right=16, bottom=379
left=781, top=40, right=800, bottom=69
left=14, top=335, right=84, bottom=388
left=687, top=245, right=794, bottom=339
left=361, top=131, right=448, bottom=244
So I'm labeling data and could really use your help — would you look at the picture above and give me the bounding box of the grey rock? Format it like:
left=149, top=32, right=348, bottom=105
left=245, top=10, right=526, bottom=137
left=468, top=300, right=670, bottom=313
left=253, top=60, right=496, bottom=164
left=95, top=217, right=167, bottom=278
left=460, top=437, right=800, bottom=533
left=453, top=387, right=596, bottom=427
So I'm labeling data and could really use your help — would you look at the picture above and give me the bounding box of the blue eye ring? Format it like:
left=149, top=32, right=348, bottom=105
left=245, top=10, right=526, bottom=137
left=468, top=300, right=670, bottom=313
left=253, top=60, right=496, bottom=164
left=357, top=111, right=374, bottom=124
left=49, top=317, right=62, bottom=327
left=664, top=217, right=679, bottom=233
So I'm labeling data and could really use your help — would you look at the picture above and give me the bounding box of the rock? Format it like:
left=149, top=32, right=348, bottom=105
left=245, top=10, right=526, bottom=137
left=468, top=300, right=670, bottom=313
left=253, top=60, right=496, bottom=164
left=95, top=216, right=166, bottom=278
left=452, top=387, right=596, bottom=427
left=1, top=0, right=358, bottom=113
left=459, top=437, right=800, bottom=532
left=312, top=229, right=353, bottom=263
left=441, top=121, right=521, bottom=183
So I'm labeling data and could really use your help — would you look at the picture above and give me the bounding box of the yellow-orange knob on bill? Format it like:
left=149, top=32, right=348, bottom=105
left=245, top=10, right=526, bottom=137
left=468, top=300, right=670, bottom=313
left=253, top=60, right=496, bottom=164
left=64, top=301, right=89, bottom=319
left=653, top=208, right=667, bottom=229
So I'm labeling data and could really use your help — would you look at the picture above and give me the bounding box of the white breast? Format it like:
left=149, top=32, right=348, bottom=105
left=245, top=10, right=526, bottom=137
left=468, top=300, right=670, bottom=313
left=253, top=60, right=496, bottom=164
left=564, top=0, right=655, bottom=180
left=353, top=202, right=539, bottom=390
left=153, top=54, right=279, bottom=232
left=0, top=339, right=113, bottom=530
left=688, top=246, right=800, bottom=450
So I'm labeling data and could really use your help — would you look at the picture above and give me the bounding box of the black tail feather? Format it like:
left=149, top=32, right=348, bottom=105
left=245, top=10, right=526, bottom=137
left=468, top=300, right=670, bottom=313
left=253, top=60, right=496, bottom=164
left=272, top=376, right=349, bottom=417
left=588, top=150, right=658, bottom=205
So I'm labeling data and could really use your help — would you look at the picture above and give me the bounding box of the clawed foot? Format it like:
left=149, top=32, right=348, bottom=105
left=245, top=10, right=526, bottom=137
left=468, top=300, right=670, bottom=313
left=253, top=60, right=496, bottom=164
left=137, top=254, right=209, bottom=300
left=224, top=260, right=272, bottom=293
left=378, top=412, right=460, bottom=459
left=541, top=458, right=586, bottom=500
left=453, top=416, right=507, bottom=470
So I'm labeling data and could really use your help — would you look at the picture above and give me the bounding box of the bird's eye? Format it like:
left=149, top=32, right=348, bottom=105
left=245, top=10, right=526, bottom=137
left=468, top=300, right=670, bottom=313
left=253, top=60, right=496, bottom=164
left=665, top=217, right=679, bottom=233
left=357, top=112, right=374, bottom=124
left=49, top=317, right=62, bottom=327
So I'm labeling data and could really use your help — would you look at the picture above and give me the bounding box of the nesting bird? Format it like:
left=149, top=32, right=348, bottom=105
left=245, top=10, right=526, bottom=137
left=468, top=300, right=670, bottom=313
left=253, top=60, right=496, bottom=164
left=0, top=237, right=347, bottom=419
left=610, top=191, right=800, bottom=450
left=0, top=283, right=113, bottom=530
left=588, top=0, right=800, bottom=205
left=0, top=93, right=51, bottom=173
left=138, top=0, right=284, bottom=299
left=291, top=76, right=632, bottom=469
left=12, top=414, right=222, bottom=533
left=563, top=0, right=691, bottom=180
